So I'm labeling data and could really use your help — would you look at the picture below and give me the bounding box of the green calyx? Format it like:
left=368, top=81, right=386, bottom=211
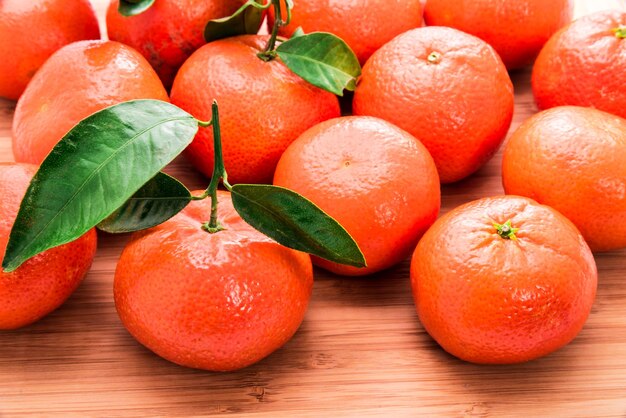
left=493, top=220, right=519, bottom=241
left=614, top=26, right=626, bottom=39
left=201, top=221, right=226, bottom=234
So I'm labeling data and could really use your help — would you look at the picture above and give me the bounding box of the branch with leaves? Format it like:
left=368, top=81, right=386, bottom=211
left=2, top=100, right=366, bottom=272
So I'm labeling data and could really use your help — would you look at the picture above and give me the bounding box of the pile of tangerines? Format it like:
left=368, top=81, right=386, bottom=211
left=0, top=0, right=625, bottom=371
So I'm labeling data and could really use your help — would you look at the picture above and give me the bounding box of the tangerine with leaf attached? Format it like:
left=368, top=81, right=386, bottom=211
left=170, top=34, right=341, bottom=185
left=114, top=190, right=313, bottom=371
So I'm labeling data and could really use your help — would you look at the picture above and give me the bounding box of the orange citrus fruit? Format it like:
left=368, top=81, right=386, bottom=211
left=170, top=35, right=340, bottom=184
left=268, top=0, right=424, bottom=64
left=502, top=106, right=626, bottom=252
left=424, top=0, right=573, bottom=69
left=532, top=10, right=626, bottom=119
left=353, top=27, right=514, bottom=184
left=12, top=40, right=169, bottom=165
left=273, top=116, right=440, bottom=276
left=411, top=195, right=597, bottom=364
left=114, top=190, right=313, bottom=371
left=107, top=0, right=249, bottom=89
left=0, top=163, right=97, bottom=330
left=0, top=0, right=100, bottom=100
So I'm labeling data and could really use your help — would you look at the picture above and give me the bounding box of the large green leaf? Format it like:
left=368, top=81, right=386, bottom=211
left=2, top=100, right=198, bottom=272
left=230, top=184, right=366, bottom=268
left=118, top=0, right=155, bottom=16
left=98, top=172, right=192, bottom=234
left=276, top=32, right=361, bottom=96
left=204, top=0, right=265, bottom=43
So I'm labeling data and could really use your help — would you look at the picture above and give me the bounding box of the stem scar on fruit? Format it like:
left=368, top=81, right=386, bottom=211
left=493, top=220, right=519, bottom=241
left=614, top=26, right=626, bottom=39
left=427, top=51, right=442, bottom=64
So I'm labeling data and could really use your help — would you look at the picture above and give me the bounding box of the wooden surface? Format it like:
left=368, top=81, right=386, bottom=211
left=2, top=1, right=626, bottom=416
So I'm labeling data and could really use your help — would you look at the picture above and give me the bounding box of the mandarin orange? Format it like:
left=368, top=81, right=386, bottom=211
left=114, top=190, right=313, bottom=371
left=171, top=35, right=340, bottom=184
left=268, top=0, right=423, bottom=64
left=107, top=0, right=249, bottom=89
left=502, top=106, right=626, bottom=252
left=0, top=163, right=97, bottom=330
left=0, top=0, right=100, bottom=100
left=424, top=0, right=573, bottom=69
left=532, top=10, right=626, bottom=119
left=411, top=195, right=597, bottom=364
left=274, top=116, right=440, bottom=276
left=353, top=27, right=514, bottom=183
left=12, top=40, right=169, bottom=165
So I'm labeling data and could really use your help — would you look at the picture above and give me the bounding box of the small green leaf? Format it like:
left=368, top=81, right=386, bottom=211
left=230, top=184, right=366, bottom=268
left=118, top=0, right=155, bottom=16
left=204, top=0, right=265, bottom=43
left=276, top=32, right=361, bottom=96
left=98, top=172, right=192, bottom=234
left=291, top=27, right=305, bottom=39
left=2, top=100, right=198, bottom=272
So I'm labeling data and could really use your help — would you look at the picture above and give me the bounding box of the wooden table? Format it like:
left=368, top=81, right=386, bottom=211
left=2, top=1, right=626, bottom=416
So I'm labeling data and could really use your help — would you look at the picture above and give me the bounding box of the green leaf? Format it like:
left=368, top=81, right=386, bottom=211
left=276, top=32, right=362, bottom=96
left=230, top=184, right=366, bottom=268
left=118, top=0, right=155, bottom=16
left=2, top=100, right=198, bottom=272
left=98, top=172, right=192, bottom=234
left=204, top=0, right=265, bottom=43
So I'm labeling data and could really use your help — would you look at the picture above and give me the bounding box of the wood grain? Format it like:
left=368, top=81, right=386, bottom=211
left=2, top=1, right=626, bottom=416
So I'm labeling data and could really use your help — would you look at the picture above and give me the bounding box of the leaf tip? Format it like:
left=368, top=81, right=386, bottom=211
left=1, top=256, right=20, bottom=274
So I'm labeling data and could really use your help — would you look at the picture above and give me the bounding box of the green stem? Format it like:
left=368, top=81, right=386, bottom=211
left=493, top=220, right=519, bottom=241
left=201, top=101, right=228, bottom=233
left=258, top=0, right=283, bottom=61
left=614, top=26, right=626, bottom=39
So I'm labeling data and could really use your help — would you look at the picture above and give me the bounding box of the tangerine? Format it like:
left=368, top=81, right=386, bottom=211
left=170, top=35, right=340, bottom=184
left=424, top=0, right=573, bottom=69
left=12, top=40, right=169, bottom=165
left=268, top=0, right=424, bottom=64
left=273, top=116, right=440, bottom=276
left=532, top=10, right=626, bottom=119
left=114, top=190, right=313, bottom=371
left=0, top=0, right=100, bottom=100
left=0, top=163, right=97, bottom=330
left=106, top=0, right=249, bottom=89
left=502, top=106, right=626, bottom=252
left=411, top=195, right=597, bottom=364
left=353, top=27, right=514, bottom=184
